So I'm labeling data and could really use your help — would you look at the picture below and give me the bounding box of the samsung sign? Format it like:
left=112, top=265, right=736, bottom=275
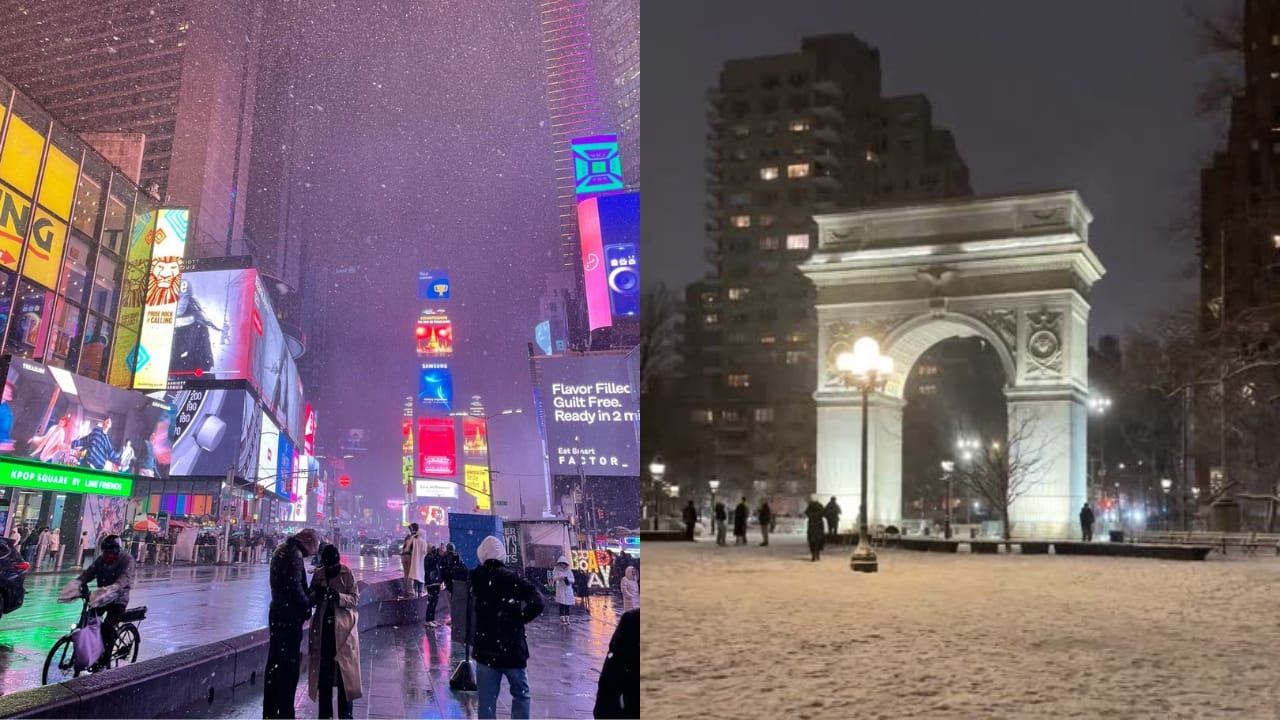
left=536, top=354, right=639, bottom=477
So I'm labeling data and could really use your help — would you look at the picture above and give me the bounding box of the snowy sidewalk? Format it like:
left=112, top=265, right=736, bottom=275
left=177, top=593, right=623, bottom=718
left=642, top=535, right=1280, bottom=719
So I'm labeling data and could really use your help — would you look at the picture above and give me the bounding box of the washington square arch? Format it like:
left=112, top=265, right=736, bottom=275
left=799, top=190, right=1105, bottom=539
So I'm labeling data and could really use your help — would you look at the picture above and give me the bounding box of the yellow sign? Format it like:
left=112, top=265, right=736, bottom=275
left=21, top=207, right=66, bottom=289
left=38, top=142, right=78, bottom=221
left=0, top=114, right=44, bottom=197
left=464, top=465, right=491, bottom=511
left=0, top=184, right=31, bottom=271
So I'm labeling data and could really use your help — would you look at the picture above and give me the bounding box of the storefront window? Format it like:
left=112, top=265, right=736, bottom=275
left=59, top=232, right=91, bottom=304
left=89, top=252, right=119, bottom=316
left=100, top=183, right=132, bottom=256
left=40, top=127, right=81, bottom=222
left=48, top=298, right=85, bottom=369
left=79, top=314, right=112, bottom=381
left=0, top=95, right=49, bottom=198
left=6, top=280, right=54, bottom=358
left=0, top=269, right=15, bottom=336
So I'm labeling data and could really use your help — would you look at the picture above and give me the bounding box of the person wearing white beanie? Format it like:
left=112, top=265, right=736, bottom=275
left=470, top=534, right=544, bottom=719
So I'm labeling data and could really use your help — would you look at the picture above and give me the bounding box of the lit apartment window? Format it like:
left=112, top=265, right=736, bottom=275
left=788, top=331, right=807, bottom=343
left=704, top=313, right=720, bottom=325
left=786, top=351, right=807, bottom=365
left=760, top=215, right=776, bottom=228
left=1273, top=34, right=1279, bottom=46
left=754, top=407, right=776, bottom=423
left=786, top=233, right=810, bottom=250
left=730, top=215, right=751, bottom=228
left=760, top=166, right=779, bottom=181
left=733, top=125, right=750, bottom=137
left=177, top=21, right=191, bottom=31
left=865, top=150, right=880, bottom=163
left=701, top=291, right=717, bottom=305
left=1272, top=71, right=1280, bottom=80
left=787, top=163, right=811, bottom=178
left=759, top=236, right=779, bottom=251
left=1272, top=233, right=1280, bottom=249
left=790, top=119, right=810, bottom=133
left=723, top=409, right=741, bottom=423
left=692, top=410, right=714, bottom=425
left=727, top=287, right=749, bottom=301
left=760, top=336, right=777, bottom=344
left=727, top=374, right=750, bottom=388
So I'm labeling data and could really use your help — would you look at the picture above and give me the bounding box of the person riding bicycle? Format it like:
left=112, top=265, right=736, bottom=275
left=75, top=534, right=134, bottom=670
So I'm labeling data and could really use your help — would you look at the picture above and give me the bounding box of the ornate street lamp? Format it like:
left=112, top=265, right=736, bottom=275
left=708, top=477, right=721, bottom=535
left=648, top=456, right=666, bottom=530
left=835, top=336, right=895, bottom=574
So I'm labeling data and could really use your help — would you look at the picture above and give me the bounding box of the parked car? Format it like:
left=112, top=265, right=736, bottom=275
left=359, top=538, right=384, bottom=557
left=0, top=538, right=29, bottom=619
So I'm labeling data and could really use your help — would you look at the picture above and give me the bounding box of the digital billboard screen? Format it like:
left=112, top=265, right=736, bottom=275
left=3, top=356, right=173, bottom=478
left=167, top=268, right=256, bottom=386
left=416, top=417, right=455, bottom=476
left=536, top=353, right=639, bottom=477
left=462, top=416, right=487, bottom=460
left=167, top=387, right=258, bottom=480
left=464, top=465, right=491, bottom=511
left=277, top=433, right=295, bottom=497
left=415, top=479, right=458, bottom=498
left=257, top=411, right=279, bottom=490
left=570, top=134, right=624, bottom=196
left=418, top=364, right=454, bottom=411
left=250, top=275, right=303, bottom=442
left=418, top=269, right=450, bottom=300
left=134, top=208, right=190, bottom=389
left=416, top=315, right=453, bottom=357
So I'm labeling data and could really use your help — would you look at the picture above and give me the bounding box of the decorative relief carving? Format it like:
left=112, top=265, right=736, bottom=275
left=823, top=317, right=905, bottom=387
left=1019, top=205, right=1068, bottom=229
left=978, top=309, right=1018, bottom=356
left=1024, top=309, right=1064, bottom=377
left=825, top=225, right=864, bottom=248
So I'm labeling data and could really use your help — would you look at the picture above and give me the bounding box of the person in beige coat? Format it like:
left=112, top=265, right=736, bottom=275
left=308, top=544, right=362, bottom=719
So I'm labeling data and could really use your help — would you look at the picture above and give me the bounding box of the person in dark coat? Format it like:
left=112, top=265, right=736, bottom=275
left=264, top=528, right=320, bottom=719
left=713, top=501, right=728, bottom=546
left=824, top=497, right=842, bottom=539
left=757, top=501, right=772, bottom=547
left=469, top=535, right=544, bottom=720
left=593, top=609, right=639, bottom=719
left=680, top=501, right=697, bottom=541
left=1079, top=503, right=1096, bottom=542
left=423, top=545, right=444, bottom=628
left=732, top=498, right=748, bottom=546
left=805, top=500, right=826, bottom=561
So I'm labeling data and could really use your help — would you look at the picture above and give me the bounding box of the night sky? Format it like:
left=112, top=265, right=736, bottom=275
left=281, top=1, right=558, bottom=510
left=643, top=0, right=1235, bottom=339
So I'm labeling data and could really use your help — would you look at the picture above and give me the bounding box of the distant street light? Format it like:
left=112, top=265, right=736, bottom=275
left=835, top=336, right=894, bottom=574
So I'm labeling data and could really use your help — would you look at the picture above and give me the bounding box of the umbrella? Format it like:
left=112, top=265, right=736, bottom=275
left=133, top=517, right=160, bottom=533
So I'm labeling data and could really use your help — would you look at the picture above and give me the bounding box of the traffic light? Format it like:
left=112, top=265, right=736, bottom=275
left=338, top=474, right=351, bottom=488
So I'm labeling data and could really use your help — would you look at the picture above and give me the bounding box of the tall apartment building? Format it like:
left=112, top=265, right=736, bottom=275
left=683, top=34, right=971, bottom=499
left=0, top=0, right=263, bottom=260
left=1200, top=0, right=1280, bottom=332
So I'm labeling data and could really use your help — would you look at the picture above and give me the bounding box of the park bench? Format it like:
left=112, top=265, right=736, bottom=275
left=1245, top=532, right=1280, bottom=556
left=1182, top=532, right=1224, bottom=552
left=1219, top=533, right=1253, bottom=554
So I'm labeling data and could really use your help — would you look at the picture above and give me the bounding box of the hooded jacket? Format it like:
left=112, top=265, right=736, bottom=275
left=468, top=535, right=544, bottom=669
left=269, top=536, right=313, bottom=625
left=552, top=555, right=575, bottom=606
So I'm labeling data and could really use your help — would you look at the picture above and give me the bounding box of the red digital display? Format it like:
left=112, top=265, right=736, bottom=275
left=417, top=417, right=456, bottom=476
left=462, top=416, right=488, bottom=459
left=416, top=318, right=453, bottom=356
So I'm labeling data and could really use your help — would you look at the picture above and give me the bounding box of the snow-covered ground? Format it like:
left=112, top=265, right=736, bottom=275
left=642, top=536, right=1280, bottom=719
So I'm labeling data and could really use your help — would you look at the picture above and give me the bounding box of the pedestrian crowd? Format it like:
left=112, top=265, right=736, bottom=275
left=689, top=495, right=845, bottom=560
left=263, top=526, right=639, bottom=720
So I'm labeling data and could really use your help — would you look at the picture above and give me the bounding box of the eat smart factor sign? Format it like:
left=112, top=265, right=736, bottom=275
left=0, top=456, right=133, bottom=497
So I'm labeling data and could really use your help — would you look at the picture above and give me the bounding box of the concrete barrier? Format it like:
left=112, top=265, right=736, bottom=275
left=0, top=575, right=426, bottom=719
left=1052, top=542, right=1213, bottom=561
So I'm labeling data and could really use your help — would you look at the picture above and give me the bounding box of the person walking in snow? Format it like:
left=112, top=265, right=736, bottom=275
left=401, top=523, right=428, bottom=596
left=824, top=497, right=842, bottom=539
left=552, top=555, right=575, bottom=625
left=805, top=499, right=826, bottom=562
left=469, top=535, right=544, bottom=720
left=1079, top=503, right=1096, bottom=542
left=713, top=501, right=727, bottom=546
left=621, top=566, right=639, bottom=612
left=732, top=498, right=748, bottom=546
left=681, top=500, right=697, bottom=541
left=757, top=501, right=772, bottom=547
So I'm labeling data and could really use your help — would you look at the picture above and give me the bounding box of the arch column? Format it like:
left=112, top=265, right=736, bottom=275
left=815, top=390, right=904, bottom=532
left=1004, top=386, right=1088, bottom=538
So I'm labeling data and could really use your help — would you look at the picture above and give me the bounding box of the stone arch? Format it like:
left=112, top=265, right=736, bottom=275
left=803, top=191, right=1104, bottom=538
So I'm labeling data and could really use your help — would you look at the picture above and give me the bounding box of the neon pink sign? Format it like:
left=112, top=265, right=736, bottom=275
left=576, top=197, right=613, bottom=331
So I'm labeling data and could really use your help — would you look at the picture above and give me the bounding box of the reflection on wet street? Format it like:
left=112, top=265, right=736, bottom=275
left=0, top=554, right=395, bottom=694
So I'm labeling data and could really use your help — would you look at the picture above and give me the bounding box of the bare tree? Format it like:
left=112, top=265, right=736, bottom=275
left=950, top=413, right=1056, bottom=540
left=639, top=283, right=680, bottom=396
left=1184, top=2, right=1244, bottom=118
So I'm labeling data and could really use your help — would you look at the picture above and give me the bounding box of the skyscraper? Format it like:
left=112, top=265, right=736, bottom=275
left=0, top=0, right=262, bottom=259
left=682, top=34, right=972, bottom=500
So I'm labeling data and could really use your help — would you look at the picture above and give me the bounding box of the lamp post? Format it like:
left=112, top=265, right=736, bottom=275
left=708, top=477, right=721, bottom=537
left=1160, top=477, right=1172, bottom=525
left=648, top=456, right=666, bottom=531
left=835, top=337, right=895, bottom=574
left=940, top=460, right=955, bottom=539
left=1089, top=394, right=1111, bottom=503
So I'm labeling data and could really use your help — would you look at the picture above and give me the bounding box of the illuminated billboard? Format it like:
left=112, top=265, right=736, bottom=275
left=257, top=411, right=279, bottom=489
left=570, top=134, right=624, bottom=196
left=167, top=387, right=257, bottom=479
left=418, top=364, right=454, bottom=410
left=416, top=417, right=456, bottom=476
left=277, top=433, right=295, bottom=498
left=464, top=465, right=491, bottom=511
left=576, top=198, right=612, bottom=331
left=167, top=268, right=256, bottom=385
left=598, top=192, right=639, bottom=318
left=133, top=208, right=191, bottom=389
left=536, top=353, right=639, bottom=477
left=415, top=479, right=458, bottom=498
left=418, top=269, right=450, bottom=300
left=250, top=275, right=303, bottom=441
left=462, top=416, right=488, bottom=460
left=416, top=314, right=453, bottom=357
left=3, top=356, right=173, bottom=478
left=108, top=205, right=157, bottom=387
left=304, top=404, right=316, bottom=456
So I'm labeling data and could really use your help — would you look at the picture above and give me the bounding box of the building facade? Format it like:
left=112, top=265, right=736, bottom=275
left=682, top=34, right=972, bottom=502
left=0, top=0, right=263, bottom=260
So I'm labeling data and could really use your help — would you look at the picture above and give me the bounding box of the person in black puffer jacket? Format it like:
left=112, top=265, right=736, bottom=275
left=468, top=535, right=544, bottom=720
left=263, top=528, right=320, bottom=719
left=423, top=544, right=443, bottom=628
left=593, top=609, right=639, bottom=718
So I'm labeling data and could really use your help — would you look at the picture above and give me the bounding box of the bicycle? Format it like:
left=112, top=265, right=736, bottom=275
left=42, top=592, right=147, bottom=684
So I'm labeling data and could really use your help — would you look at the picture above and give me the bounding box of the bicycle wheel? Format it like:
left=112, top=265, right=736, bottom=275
left=113, top=624, right=140, bottom=665
left=42, top=636, right=78, bottom=684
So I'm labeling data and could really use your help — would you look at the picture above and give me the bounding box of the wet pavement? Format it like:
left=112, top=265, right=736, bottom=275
left=175, top=593, right=623, bottom=719
left=0, top=553, right=398, bottom=695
